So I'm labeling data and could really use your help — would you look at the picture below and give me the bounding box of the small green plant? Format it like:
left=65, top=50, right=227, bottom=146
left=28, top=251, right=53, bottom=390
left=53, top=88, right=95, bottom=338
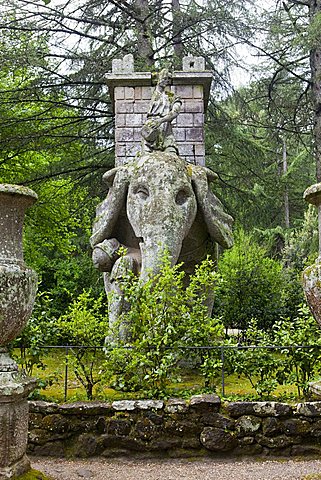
left=229, top=319, right=283, bottom=398
left=57, top=290, right=108, bottom=399
left=272, top=305, right=321, bottom=397
left=104, top=252, right=224, bottom=397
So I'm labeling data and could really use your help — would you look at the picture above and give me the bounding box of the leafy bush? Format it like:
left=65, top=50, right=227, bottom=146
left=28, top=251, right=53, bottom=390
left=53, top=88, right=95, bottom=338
left=104, top=253, right=224, bottom=397
left=271, top=305, right=321, bottom=397
left=215, top=229, right=285, bottom=331
left=57, top=290, right=108, bottom=399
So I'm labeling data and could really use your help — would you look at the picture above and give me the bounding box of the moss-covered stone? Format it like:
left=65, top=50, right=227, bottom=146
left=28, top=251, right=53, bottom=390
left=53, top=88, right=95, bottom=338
left=14, top=469, right=53, bottom=480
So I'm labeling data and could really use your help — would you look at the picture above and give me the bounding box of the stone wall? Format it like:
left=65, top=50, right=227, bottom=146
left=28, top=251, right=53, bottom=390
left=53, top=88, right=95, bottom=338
left=28, top=395, right=321, bottom=458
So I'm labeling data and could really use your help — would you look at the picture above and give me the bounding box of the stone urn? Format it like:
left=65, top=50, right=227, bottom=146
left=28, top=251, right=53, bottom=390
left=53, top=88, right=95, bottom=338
left=0, top=184, right=38, bottom=480
left=302, top=183, right=321, bottom=327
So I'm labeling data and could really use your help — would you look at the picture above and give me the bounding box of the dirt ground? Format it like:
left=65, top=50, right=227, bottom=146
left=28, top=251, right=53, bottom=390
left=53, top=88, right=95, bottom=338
left=31, top=456, right=321, bottom=480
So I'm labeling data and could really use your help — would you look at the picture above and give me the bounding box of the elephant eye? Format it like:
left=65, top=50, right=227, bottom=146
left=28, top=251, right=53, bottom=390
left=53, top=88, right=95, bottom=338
left=133, top=185, right=149, bottom=201
left=175, top=188, right=190, bottom=206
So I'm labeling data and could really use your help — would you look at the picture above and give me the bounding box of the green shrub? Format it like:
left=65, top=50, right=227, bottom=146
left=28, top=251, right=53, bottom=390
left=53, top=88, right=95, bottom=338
left=104, top=253, right=224, bottom=397
left=215, top=229, right=285, bottom=331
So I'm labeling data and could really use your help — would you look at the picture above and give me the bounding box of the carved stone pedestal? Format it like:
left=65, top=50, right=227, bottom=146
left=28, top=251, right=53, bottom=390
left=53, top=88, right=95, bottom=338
left=0, top=352, right=36, bottom=480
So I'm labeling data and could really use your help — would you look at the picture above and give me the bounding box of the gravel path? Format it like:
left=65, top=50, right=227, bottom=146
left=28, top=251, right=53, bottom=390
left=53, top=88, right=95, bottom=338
left=31, top=456, right=321, bottom=480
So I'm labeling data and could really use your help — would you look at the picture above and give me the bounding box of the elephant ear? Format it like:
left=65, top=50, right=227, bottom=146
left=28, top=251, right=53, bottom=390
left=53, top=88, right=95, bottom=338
left=191, top=166, right=234, bottom=249
left=90, top=166, right=130, bottom=248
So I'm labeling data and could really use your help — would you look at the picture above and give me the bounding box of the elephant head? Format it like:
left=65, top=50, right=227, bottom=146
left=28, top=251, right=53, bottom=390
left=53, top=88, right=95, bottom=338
left=91, top=152, right=233, bottom=336
left=91, top=152, right=233, bottom=281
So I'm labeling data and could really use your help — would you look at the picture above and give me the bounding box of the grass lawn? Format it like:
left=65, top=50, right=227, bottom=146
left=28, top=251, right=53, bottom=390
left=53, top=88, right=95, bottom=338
left=13, top=348, right=311, bottom=403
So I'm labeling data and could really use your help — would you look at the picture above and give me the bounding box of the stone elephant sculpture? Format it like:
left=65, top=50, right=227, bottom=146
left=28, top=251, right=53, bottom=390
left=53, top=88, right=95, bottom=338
left=90, top=151, right=233, bottom=340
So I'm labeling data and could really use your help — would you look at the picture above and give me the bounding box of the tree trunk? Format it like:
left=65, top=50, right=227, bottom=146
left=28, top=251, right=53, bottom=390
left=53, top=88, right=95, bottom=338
left=133, top=0, right=154, bottom=69
left=282, top=138, right=290, bottom=228
left=309, top=0, right=321, bottom=182
left=172, top=0, right=184, bottom=69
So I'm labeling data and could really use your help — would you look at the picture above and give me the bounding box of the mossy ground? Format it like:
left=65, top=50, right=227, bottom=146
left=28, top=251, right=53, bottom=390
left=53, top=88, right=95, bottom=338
left=14, top=469, right=53, bottom=480
left=302, top=475, right=321, bottom=480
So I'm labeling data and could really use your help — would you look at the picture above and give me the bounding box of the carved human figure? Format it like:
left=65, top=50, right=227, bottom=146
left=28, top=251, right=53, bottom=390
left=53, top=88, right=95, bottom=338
left=91, top=152, right=233, bottom=340
left=141, top=69, right=182, bottom=155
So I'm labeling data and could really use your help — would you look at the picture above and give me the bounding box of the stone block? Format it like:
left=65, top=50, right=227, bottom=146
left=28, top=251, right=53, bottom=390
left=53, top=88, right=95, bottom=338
left=175, top=85, right=193, bottom=98
left=189, top=394, right=221, bottom=412
left=183, top=55, right=205, bottom=72
left=112, top=400, right=136, bottom=411
left=112, top=54, right=134, bottom=74
left=134, top=86, right=142, bottom=100
left=142, top=86, right=152, bottom=99
left=185, top=128, right=203, bottom=142
left=178, top=144, right=194, bottom=156
left=134, top=100, right=150, bottom=114
left=177, top=113, right=194, bottom=126
left=125, top=87, right=134, bottom=100
left=255, top=433, right=300, bottom=449
left=106, top=419, right=131, bottom=436
left=111, top=59, right=123, bottom=74
left=262, top=417, right=281, bottom=437
left=296, top=402, right=321, bottom=416
left=115, top=113, right=126, bottom=127
left=281, top=418, right=311, bottom=436
left=193, top=85, right=203, bottom=99
left=235, top=415, right=261, bottom=437
left=136, top=400, right=164, bottom=410
left=194, top=113, right=204, bottom=126
left=200, top=426, right=237, bottom=451
left=194, top=143, right=205, bottom=156
left=114, top=87, right=125, bottom=100
left=115, top=101, right=134, bottom=114
left=133, top=128, right=143, bottom=141
left=200, top=413, right=235, bottom=430
left=291, top=444, right=321, bottom=456
left=0, top=374, right=36, bottom=479
left=115, top=127, right=134, bottom=142
left=226, top=401, right=293, bottom=418
left=172, top=128, right=185, bottom=141
left=183, top=101, right=204, bottom=113
left=29, top=400, right=59, bottom=414
left=195, top=156, right=205, bottom=166
left=126, top=113, right=142, bottom=127
left=165, top=398, right=189, bottom=414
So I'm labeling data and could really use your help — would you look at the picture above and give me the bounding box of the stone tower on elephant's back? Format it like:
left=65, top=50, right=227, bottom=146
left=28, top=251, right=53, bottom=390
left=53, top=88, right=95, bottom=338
left=107, top=54, right=212, bottom=167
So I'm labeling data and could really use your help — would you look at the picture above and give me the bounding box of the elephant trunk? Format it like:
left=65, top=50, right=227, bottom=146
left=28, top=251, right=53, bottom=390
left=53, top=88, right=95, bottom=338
left=139, top=238, right=182, bottom=284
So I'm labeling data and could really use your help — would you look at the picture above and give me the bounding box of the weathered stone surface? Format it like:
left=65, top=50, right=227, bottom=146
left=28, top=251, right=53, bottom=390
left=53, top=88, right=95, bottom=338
left=235, top=415, right=261, bottom=436
left=59, top=402, right=112, bottom=415
left=164, top=418, right=203, bottom=437
left=70, top=433, right=102, bottom=457
left=112, top=400, right=136, bottom=411
left=226, top=401, right=292, bottom=418
left=189, top=394, right=221, bottom=412
left=200, top=412, right=235, bottom=430
left=200, top=427, right=237, bottom=452
left=256, top=434, right=300, bottom=449
left=164, top=398, right=188, bottom=414
left=135, top=400, right=164, bottom=410
left=262, top=417, right=281, bottom=436
left=233, top=444, right=263, bottom=456
left=134, top=418, right=160, bottom=441
left=29, top=400, right=59, bottom=414
left=296, top=402, right=321, bottom=416
left=281, top=418, right=310, bottom=436
left=32, top=440, right=65, bottom=457
left=106, top=419, right=131, bottom=436
left=291, top=444, right=321, bottom=456
left=310, top=419, right=321, bottom=436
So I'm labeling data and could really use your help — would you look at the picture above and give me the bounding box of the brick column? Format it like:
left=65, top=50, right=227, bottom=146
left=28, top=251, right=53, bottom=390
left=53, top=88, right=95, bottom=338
left=107, top=55, right=212, bottom=167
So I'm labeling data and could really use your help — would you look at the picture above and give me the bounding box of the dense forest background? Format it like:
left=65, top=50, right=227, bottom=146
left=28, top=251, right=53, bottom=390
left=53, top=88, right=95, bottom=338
left=1, top=0, right=320, bottom=335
